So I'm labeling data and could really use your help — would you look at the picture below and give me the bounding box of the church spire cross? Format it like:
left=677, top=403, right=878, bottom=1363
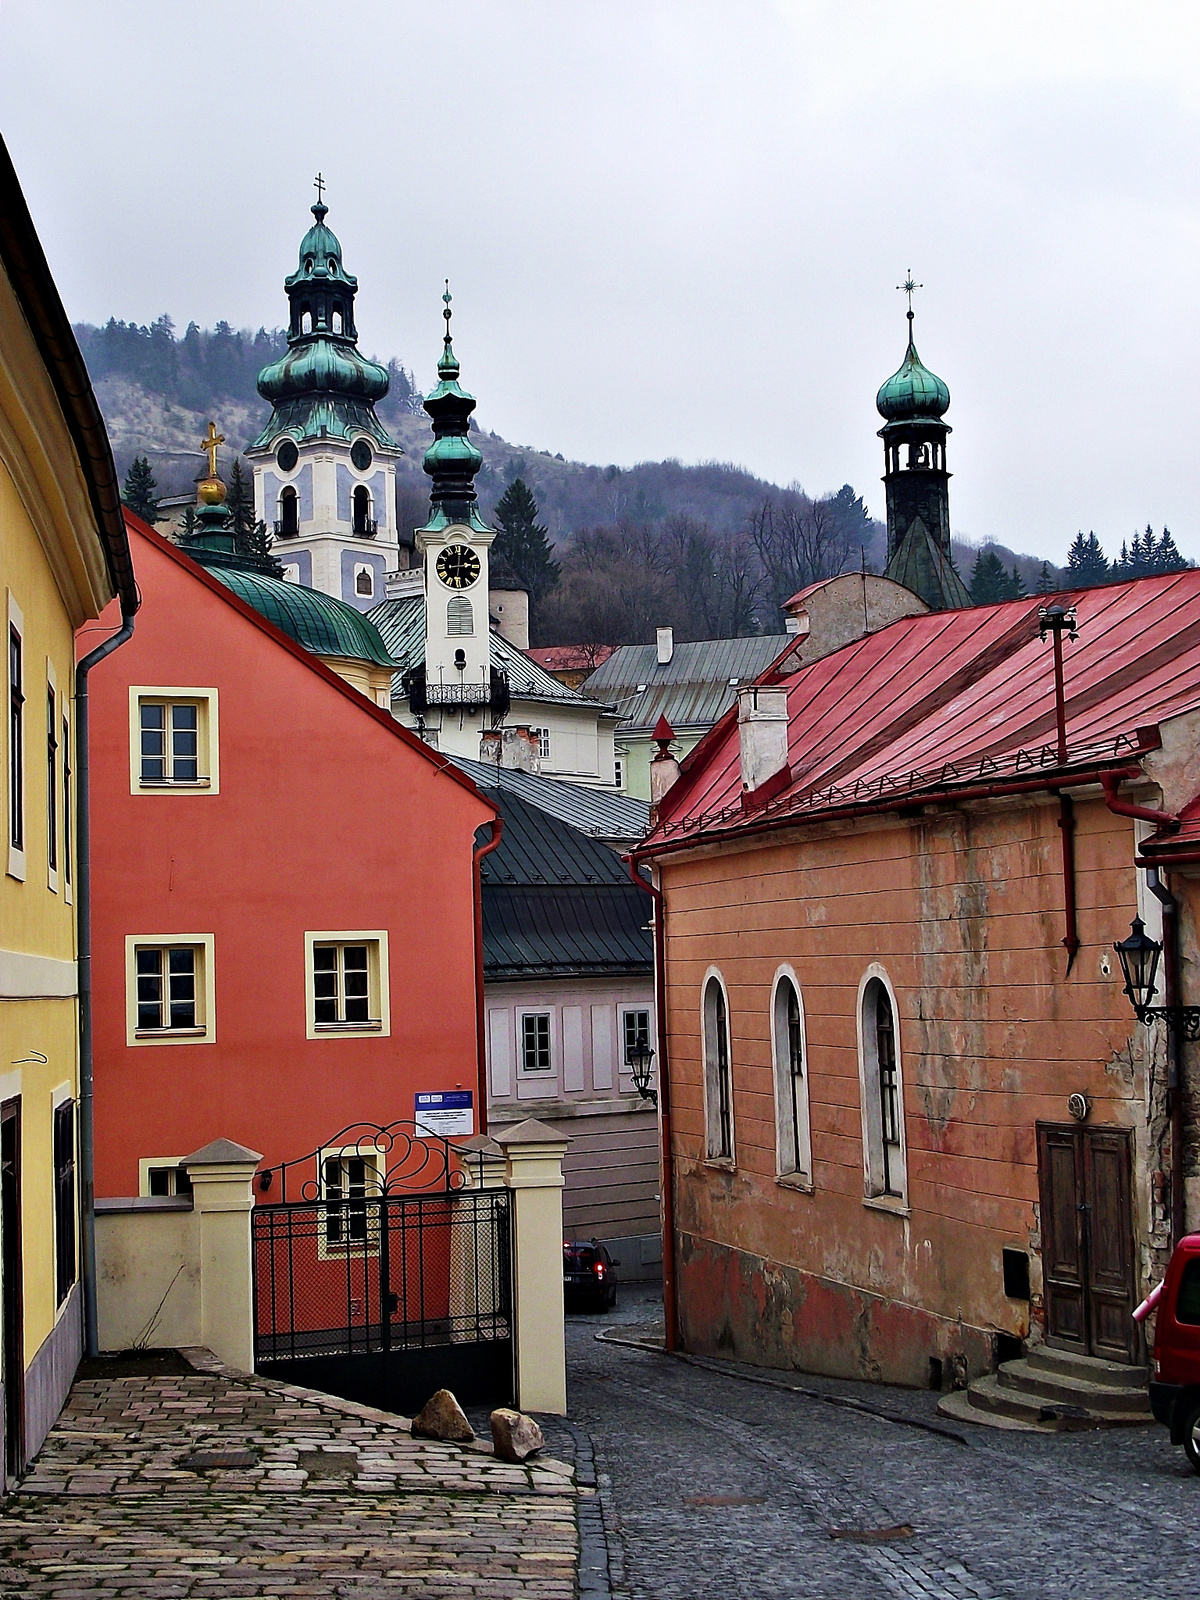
left=314, top=171, right=325, bottom=204
left=201, top=420, right=225, bottom=479
left=442, top=279, right=453, bottom=346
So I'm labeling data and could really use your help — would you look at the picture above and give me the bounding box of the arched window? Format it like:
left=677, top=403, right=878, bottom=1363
left=301, top=309, right=313, bottom=335
left=447, top=596, right=474, bottom=636
left=772, top=970, right=811, bottom=1181
left=354, top=565, right=374, bottom=598
left=278, top=487, right=298, bottom=538
left=332, top=305, right=343, bottom=334
left=702, top=972, right=733, bottom=1160
left=352, top=485, right=372, bottom=536
left=857, top=969, right=906, bottom=1202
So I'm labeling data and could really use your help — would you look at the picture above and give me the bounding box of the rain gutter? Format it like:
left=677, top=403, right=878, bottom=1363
left=624, top=857, right=677, bottom=1352
left=77, top=605, right=137, bottom=1358
left=472, top=817, right=504, bottom=1135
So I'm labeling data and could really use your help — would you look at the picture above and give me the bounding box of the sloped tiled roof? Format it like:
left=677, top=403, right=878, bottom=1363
left=581, top=635, right=791, bottom=733
left=451, top=755, right=649, bottom=846
left=646, top=571, right=1200, bottom=851
left=369, top=595, right=616, bottom=709
left=477, top=788, right=652, bottom=980
left=526, top=644, right=616, bottom=673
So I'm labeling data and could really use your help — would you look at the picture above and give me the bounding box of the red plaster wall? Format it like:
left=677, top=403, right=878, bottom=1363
left=86, top=526, right=494, bottom=1195
left=659, top=798, right=1162, bottom=1384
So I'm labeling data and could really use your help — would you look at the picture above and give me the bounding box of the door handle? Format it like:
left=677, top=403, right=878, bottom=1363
left=1077, top=1202, right=1091, bottom=1212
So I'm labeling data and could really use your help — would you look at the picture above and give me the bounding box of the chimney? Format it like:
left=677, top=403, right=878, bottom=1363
left=480, top=725, right=540, bottom=772
left=656, top=626, right=674, bottom=666
left=649, top=714, right=681, bottom=811
left=737, top=687, right=790, bottom=795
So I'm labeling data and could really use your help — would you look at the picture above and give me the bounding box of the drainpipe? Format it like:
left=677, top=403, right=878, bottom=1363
left=1145, top=866, right=1186, bottom=1248
left=625, top=856, right=677, bottom=1352
left=472, top=817, right=503, bottom=1136
left=77, top=605, right=136, bottom=1359
left=1100, top=773, right=1177, bottom=830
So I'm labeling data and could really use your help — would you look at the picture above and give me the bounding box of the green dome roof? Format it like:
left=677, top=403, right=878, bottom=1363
left=212, top=568, right=396, bottom=668
left=285, top=202, right=357, bottom=293
left=876, top=330, right=950, bottom=421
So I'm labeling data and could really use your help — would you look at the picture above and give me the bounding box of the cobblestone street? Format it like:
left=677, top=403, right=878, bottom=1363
left=572, top=1288, right=1198, bottom=1600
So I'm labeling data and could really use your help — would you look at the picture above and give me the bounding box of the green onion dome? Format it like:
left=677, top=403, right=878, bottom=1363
left=213, top=567, right=396, bottom=667
left=876, top=329, right=950, bottom=421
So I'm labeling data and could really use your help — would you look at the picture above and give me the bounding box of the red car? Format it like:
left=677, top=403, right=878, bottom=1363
left=1144, top=1232, right=1200, bottom=1470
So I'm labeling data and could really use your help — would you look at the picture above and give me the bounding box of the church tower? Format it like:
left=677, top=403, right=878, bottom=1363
left=876, top=282, right=969, bottom=611
left=407, top=287, right=503, bottom=718
left=246, top=183, right=401, bottom=612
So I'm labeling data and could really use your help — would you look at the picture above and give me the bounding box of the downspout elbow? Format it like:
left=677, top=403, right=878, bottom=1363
left=1101, top=773, right=1178, bottom=830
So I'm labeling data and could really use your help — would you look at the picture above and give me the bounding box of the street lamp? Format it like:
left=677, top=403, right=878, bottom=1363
left=1114, top=918, right=1200, bottom=1039
left=627, top=1041, right=658, bottom=1108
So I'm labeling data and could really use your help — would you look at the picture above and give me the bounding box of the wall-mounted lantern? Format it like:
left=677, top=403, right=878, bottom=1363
left=627, top=1041, right=658, bottom=1109
left=1114, top=917, right=1200, bottom=1039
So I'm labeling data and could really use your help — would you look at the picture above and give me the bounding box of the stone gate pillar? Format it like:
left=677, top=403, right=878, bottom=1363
left=495, top=1119, right=570, bottom=1415
left=183, top=1137, right=262, bottom=1372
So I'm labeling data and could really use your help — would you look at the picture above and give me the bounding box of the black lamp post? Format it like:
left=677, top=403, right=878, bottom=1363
left=627, top=1041, right=658, bottom=1108
left=1114, top=917, right=1200, bottom=1039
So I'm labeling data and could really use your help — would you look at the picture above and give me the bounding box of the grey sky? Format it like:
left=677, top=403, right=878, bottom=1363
left=3, top=1, right=1199, bottom=563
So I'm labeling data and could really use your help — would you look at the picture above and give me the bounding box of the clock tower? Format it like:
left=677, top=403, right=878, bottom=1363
left=409, top=288, right=502, bottom=715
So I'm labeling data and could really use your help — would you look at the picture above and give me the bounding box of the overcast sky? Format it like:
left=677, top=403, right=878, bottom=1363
left=3, top=2, right=1200, bottom=563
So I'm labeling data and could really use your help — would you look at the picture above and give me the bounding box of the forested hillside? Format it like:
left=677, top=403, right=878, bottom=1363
left=81, top=314, right=1188, bottom=647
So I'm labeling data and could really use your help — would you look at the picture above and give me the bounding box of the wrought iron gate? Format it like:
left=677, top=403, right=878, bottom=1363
left=252, top=1122, right=514, bottom=1415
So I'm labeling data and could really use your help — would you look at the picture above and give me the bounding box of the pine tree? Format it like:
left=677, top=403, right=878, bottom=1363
left=178, top=505, right=199, bottom=543
left=1009, top=564, right=1026, bottom=599
left=969, top=547, right=1010, bottom=605
left=492, top=478, right=560, bottom=602
left=227, top=458, right=255, bottom=538
left=1035, top=561, right=1056, bottom=594
left=1153, top=526, right=1189, bottom=573
left=122, top=455, right=159, bottom=524
left=236, top=518, right=284, bottom=577
left=1064, top=531, right=1109, bottom=588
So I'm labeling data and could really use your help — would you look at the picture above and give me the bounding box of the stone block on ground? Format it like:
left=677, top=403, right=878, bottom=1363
left=490, top=1406, right=544, bottom=1461
left=410, top=1388, right=474, bottom=1442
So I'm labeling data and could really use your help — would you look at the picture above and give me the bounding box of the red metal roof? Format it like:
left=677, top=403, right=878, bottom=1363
left=526, top=644, right=615, bottom=672
left=648, top=572, right=1200, bottom=850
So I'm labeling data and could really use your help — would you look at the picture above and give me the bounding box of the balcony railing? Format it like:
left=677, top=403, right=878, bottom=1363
left=353, top=519, right=379, bottom=539
left=273, top=521, right=298, bottom=539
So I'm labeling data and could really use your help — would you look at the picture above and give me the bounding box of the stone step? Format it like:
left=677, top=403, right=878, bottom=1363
left=954, top=1374, right=1150, bottom=1431
left=997, top=1358, right=1151, bottom=1415
left=1024, top=1343, right=1150, bottom=1391
left=936, top=1388, right=1044, bottom=1432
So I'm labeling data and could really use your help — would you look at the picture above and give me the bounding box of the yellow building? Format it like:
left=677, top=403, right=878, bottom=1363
left=0, top=137, right=136, bottom=1482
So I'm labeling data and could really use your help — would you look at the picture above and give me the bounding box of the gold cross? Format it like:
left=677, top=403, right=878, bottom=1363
left=201, top=421, right=224, bottom=479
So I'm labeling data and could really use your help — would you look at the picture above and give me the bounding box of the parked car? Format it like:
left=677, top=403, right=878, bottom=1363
left=563, top=1239, right=619, bottom=1312
left=1140, top=1231, right=1200, bottom=1470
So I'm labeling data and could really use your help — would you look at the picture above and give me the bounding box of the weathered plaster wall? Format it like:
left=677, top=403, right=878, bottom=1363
left=660, top=793, right=1165, bottom=1385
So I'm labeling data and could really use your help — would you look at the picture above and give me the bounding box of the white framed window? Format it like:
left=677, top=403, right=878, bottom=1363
left=129, top=687, right=219, bottom=795
left=520, top=1011, right=553, bottom=1073
left=614, top=755, right=625, bottom=789
left=447, top=596, right=474, bottom=636
left=61, top=708, right=72, bottom=904
left=771, top=967, right=811, bottom=1184
left=702, top=968, right=733, bottom=1161
left=46, top=666, right=59, bottom=892
left=857, top=965, right=908, bottom=1207
left=304, top=931, right=390, bottom=1039
left=533, top=726, right=551, bottom=760
left=139, top=1158, right=193, bottom=1198
left=623, top=1008, right=651, bottom=1063
left=353, top=562, right=375, bottom=598
left=125, top=934, right=216, bottom=1046
left=7, top=591, right=25, bottom=881
left=319, top=1146, right=385, bottom=1256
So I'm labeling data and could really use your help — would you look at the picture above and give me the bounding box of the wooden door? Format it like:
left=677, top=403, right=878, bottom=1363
left=1, top=1099, right=24, bottom=1482
left=1036, top=1122, right=1138, bottom=1364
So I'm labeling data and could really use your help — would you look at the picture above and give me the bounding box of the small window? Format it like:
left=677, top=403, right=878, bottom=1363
left=130, top=690, right=218, bottom=795
left=614, top=755, right=625, bottom=789
left=331, top=308, right=343, bottom=334
left=858, top=972, right=907, bottom=1202
left=125, top=934, right=215, bottom=1046
left=53, top=1100, right=76, bottom=1306
left=146, top=1163, right=193, bottom=1198
left=521, top=1012, right=552, bottom=1073
left=447, top=596, right=474, bottom=636
left=354, top=564, right=375, bottom=598
left=9, top=622, right=23, bottom=855
left=305, top=933, right=389, bottom=1037
left=61, top=714, right=71, bottom=888
left=321, top=1151, right=383, bottom=1251
left=623, top=1008, right=651, bottom=1064
left=532, top=726, right=551, bottom=760
left=278, top=486, right=299, bottom=537
left=352, top=485, right=372, bottom=535
left=46, top=688, right=58, bottom=875
left=301, top=309, right=313, bottom=333
left=135, top=945, right=202, bottom=1033
left=772, top=973, right=811, bottom=1181
left=702, top=974, right=733, bottom=1160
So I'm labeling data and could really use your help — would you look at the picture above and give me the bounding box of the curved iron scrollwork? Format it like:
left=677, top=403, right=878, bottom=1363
left=255, top=1119, right=472, bottom=1203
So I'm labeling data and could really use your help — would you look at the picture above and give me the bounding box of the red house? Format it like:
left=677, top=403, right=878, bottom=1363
left=86, top=515, right=497, bottom=1200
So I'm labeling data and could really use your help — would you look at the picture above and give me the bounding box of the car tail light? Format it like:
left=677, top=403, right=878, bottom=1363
left=593, top=1261, right=606, bottom=1278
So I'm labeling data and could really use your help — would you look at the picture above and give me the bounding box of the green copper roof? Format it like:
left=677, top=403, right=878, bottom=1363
left=876, top=317, right=950, bottom=422
left=417, top=289, right=491, bottom=536
left=212, top=567, right=396, bottom=667
left=252, top=201, right=397, bottom=452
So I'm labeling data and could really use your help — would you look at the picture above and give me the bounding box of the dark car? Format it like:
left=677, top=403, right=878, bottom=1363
left=1142, top=1231, right=1200, bottom=1470
left=563, top=1239, right=619, bottom=1312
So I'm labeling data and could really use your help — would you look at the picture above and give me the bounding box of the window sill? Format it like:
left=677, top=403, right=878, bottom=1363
left=313, top=1020, right=383, bottom=1034
left=863, top=1193, right=910, bottom=1218
left=138, top=779, right=212, bottom=791
left=775, top=1172, right=814, bottom=1194
left=703, top=1156, right=736, bottom=1173
left=135, top=1027, right=207, bottom=1040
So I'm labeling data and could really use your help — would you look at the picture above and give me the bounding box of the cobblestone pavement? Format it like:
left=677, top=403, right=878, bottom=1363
left=570, top=1287, right=1197, bottom=1600
left=0, top=1350, right=576, bottom=1597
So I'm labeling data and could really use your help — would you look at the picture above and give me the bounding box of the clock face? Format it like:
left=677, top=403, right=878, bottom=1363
left=436, top=544, right=481, bottom=590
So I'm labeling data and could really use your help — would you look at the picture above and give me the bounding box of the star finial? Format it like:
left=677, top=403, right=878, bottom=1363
left=897, top=270, right=922, bottom=332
